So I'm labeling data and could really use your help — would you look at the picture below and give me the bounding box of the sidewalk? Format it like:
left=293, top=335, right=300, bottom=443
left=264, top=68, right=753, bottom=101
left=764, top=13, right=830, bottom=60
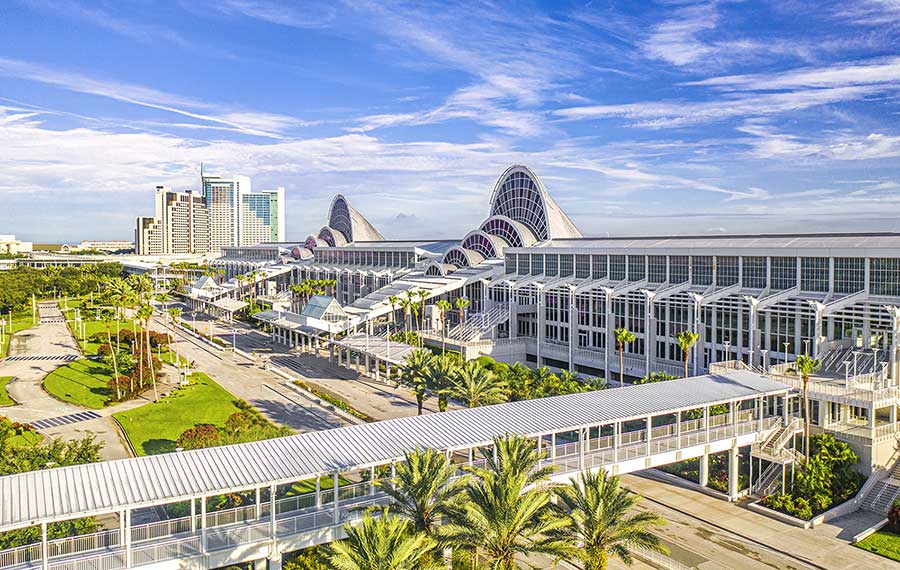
left=623, top=473, right=896, bottom=570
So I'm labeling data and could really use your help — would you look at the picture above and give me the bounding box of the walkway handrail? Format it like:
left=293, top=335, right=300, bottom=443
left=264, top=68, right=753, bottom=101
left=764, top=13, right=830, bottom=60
left=0, top=414, right=781, bottom=570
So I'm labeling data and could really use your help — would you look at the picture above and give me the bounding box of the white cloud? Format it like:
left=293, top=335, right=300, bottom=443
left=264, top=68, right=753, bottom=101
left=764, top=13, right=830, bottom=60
left=0, top=57, right=302, bottom=138
left=642, top=2, right=718, bottom=66
left=688, top=56, right=900, bottom=91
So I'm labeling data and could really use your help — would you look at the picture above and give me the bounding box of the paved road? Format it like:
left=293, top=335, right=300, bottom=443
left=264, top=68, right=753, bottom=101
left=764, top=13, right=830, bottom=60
left=0, top=302, right=138, bottom=460
left=623, top=472, right=895, bottom=570
left=151, top=307, right=347, bottom=433
left=167, top=304, right=449, bottom=421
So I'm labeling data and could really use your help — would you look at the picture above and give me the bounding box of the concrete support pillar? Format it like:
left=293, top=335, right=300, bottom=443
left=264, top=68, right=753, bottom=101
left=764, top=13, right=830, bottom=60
left=40, top=522, right=48, bottom=570
left=267, top=553, right=283, bottom=570
left=728, top=446, right=740, bottom=500
left=200, top=496, right=208, bottom=552
left=536, top=286, right=545, bottom=367
left=253, top=558, right=267, bottom=570
left=644, top=292, right=656, bottom=379
left=333, top=472, right=340, bottom=523
left=699, top=453, right=709, bottom=487
left=568, top=287, right=576, bottom=372
left=645, top=416, right=652, bottom=457
left=604, top=293, right=613, bottom=384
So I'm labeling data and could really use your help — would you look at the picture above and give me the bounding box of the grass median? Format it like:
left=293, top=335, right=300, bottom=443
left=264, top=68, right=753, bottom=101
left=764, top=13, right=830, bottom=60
left=43, top=359, right=116, bottom=409
left=0, top=376, right=15, bottom=406
left=113, top=372, right=245, bottom=456
left=856, top=529, right=900, bottom=562
left=1, top=309, right=37, bottom=359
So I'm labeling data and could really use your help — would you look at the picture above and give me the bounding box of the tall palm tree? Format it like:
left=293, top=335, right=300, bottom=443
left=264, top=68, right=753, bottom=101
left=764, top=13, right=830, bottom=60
left=676, top=330, right=700, bottom=378
left=401, top=349, right=434, bottom=415
left=614, top=328, right=636, bottom=387
left=323, top=510, right=437, bottom=570
left=388, top=295, right=400, bottom=328
left=417, top=289, right=428, bottom=334
left=454, top=297, right=470, bottom=327
left=378, top=448, right=464, bottom=538
left=435, top=299, right=452, bottom=354
left=105, top=277, right=131, bottom=351
left=423, top=355, right=458, bottom=412
left=792, top=354, right=821, bottom=459
left=450, top=361, right=508, bottom=408
left=404, top=291, right=417, bottom=330
left=100, top=308, right=121, bottom=401
left=400, top=298, right=411, bottom=334
left=550, top=470, right=667, bottom=570
left=168, top=307, right=182, bottom=365
left=506, top=361, right=534, bottom=401
left=137, top=303, right=159, bottom=402
left=441, top=434, right=567, bottom=569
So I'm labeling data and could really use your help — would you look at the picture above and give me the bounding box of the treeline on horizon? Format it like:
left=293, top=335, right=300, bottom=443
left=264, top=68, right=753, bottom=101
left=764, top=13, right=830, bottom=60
left=0, top=263, right=124, bottom=312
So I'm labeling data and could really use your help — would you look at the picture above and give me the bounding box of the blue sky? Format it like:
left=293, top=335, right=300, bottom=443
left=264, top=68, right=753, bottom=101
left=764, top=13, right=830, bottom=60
left=2, top=0, right=900, bottom=242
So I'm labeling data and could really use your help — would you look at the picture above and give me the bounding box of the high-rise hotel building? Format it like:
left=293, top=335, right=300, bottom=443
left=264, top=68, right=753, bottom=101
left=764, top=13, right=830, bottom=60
left=201, top=174, right=285, bottom=249
left=135, top=186, right=210, bottom=255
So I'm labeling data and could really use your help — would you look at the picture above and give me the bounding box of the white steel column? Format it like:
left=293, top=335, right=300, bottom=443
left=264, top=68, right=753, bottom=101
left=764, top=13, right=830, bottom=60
left=699, top=453, right=709, bottom=487
left=568, top=286, right=576, bottom=371
left=536, top=285, right=545, bottom=367
left=333, top=472, right=340, bottom=523
left=604, top=294, right=613, bottom=384
left=123, top=510, right=132, bottom=568
left=727, top=445, right=740, bottom=500
left=40, top=522, right=48, bottom=570
left=200, top=496, right=207, bottom=553
left=644, top=290, right=656, bottom=379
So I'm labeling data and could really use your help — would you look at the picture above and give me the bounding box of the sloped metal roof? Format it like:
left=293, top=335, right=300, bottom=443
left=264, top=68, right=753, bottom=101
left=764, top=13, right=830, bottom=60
left=0, top=370, right=788, bottom=531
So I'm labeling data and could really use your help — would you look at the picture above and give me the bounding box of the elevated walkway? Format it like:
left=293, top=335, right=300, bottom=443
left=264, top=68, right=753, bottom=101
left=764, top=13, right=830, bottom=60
left=0, top=370, right=791, bottom=570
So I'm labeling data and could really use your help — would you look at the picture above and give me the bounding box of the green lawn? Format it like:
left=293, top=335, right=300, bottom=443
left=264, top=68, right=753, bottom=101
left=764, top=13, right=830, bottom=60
left=43, top=359, right=116, bottom=409
left=8, top=430, right=43, bottom=447
left=113, top=372, right=244, bottom=456
left=0, top=376, right=14, bottom=406
left=1, top=309, right=37, bottom=359
left=856, top=530, right=900, bottom=562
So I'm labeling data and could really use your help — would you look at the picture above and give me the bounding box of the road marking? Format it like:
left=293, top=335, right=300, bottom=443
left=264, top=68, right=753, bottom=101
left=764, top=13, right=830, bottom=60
left=31, top=410, right=101, bottom=431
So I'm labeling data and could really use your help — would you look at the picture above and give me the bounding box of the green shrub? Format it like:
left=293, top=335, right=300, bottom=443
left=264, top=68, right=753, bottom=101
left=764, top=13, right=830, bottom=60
left=761, top=493, right=813, bottom=520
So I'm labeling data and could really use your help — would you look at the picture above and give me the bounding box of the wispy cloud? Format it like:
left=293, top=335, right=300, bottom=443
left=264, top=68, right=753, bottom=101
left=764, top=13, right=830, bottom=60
left=209, top=0, right=337, bottom=29
left=0, top=57, right=304, bottom=138
left=20, top=0, right=194, bottom=47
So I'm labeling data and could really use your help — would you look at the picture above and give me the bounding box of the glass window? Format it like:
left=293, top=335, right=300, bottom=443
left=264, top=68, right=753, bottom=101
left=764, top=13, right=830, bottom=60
left=545, top=254, right=559, bottom=277
left=771, top=257, right=797, bottom=290
left=692, top=256, right=713, bottom=286
left=505, top=253, right=517, bottom=274
left=560, top=254, right=574, bottom=277
left=801, top=257, right=829, bottom=292
left=871, top=258, right=900, bottom=296
left=591, top=255, right=607, bottom=279
left=742, top=256, right=766, bottom=289
left=648, top=256, right=666, bottom=283
left=575, top=254, right=591, bottom=279
left=670, top=256, right=689, bottom=283
left=834, top=257, right=864, bottom=294
left=610, top=255, right=626, bottom=281
left=716, top=256, right=739, bottom=286
left=628, top=255, right=645, bottom=282
left=517, top=253, right=529, bottom=275
left=532, top=254, right=544, bottom=275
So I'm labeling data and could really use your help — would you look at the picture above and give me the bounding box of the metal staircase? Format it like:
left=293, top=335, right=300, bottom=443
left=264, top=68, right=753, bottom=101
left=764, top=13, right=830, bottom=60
left=861, top=460, right=900, bottom=514
left=753, top=462, right=785, bottom=496
left=446, top=302, right=509, bottom=342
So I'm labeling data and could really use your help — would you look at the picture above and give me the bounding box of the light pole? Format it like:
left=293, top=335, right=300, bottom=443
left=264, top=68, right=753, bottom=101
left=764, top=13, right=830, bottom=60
left=761, top=349, right=769, bottom=371
left=803, top=339, right=810, bottom=356
left=723, top=341, right=731, bottom=362
left=232, top=329, right=237, bottom=355
left=783, top=341, right=789, bottom=365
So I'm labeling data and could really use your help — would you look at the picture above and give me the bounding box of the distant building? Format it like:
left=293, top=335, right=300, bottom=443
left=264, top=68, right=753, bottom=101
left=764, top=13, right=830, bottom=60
left=75, top=240, right=134, bottom=252
left=202, top=173, right=285, bottom=250
left=135, top=186, right=211, bottom=255
left=0, top=235, right=32, bottom=255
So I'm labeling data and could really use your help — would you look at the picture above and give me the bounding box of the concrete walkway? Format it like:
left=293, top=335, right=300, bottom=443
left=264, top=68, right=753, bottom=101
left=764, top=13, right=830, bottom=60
left=149, top=310, right=347, bottom=433
left=623, top=472, right=896, bottom=569
left=0, top=302, right=139, bottom=460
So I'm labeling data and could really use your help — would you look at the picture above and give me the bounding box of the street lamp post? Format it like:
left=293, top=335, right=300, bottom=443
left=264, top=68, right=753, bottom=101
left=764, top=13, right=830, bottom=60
left=803, top=339, right=810, bottom=356
left=723, top=341, right=731, bottom=362
left=783, top=341, right=790, bottom=364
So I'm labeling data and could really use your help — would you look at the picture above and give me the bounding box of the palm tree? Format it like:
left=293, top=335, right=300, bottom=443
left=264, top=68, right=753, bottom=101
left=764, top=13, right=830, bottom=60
left=505, top=361, right=534, bottom=401
left=140, top=303, right=160, bottom=401
left=404, top=291, right=417, bottom=330
left=401, top=349, right=434, bottom=415
left=454, top=297, right=470, bottom=327
left=613, top=328, right=636, bottom=387
left=388, top=295, right=400, bottom=329
left=423, top=355, right=458, bottom=412
left=105, top=277, right=131, bottom=351
left=100, top=308, right=121, bottom=401
left=323, top=509, right=437, bottom=570
left=435, top=299, right=452, bottom=354
left=550, top=470, right=667, bottom=570
left=450, top=361, right=508, bottom=408
left=378, top=448, right=464, bottom=538
left=792, top=354, right=821, bottom=459
left=417, top=289, right=429, bottom=334
left=168, top=307, right=182, bottom=365
left=400, top=298, right=412, bottom=334
left=441, top=434, right=567, bottom=569
left=676, top=330, right=700, bottom=378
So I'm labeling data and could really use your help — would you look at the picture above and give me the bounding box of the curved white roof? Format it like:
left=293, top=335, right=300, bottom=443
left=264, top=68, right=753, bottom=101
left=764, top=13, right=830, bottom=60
left=488, top=165, right=582, bottom=241
left=328, top=195, right=385, bottom=243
